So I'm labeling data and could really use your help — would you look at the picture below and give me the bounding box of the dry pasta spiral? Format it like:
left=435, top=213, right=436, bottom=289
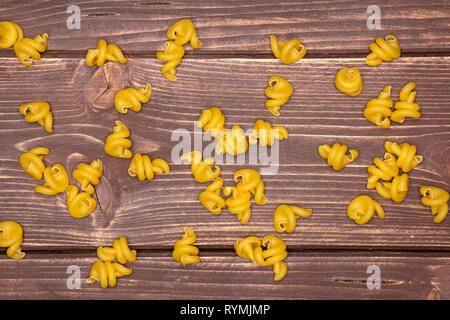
left=86, top=261, right=132, bottom=288
left=167, top=19, right=202, bottom=48
left=97, top=236, right=137, bottom=264
left=114, top=84, right=152, bottom=114
left=172, top=227, right=200, bottom=265
left=85, top=39, right=127, bottom=67
left=234, top=236, right=265, bottom=265
left=72, top=159, right=103, bottom=194
left=391, top=82, right=421, bottom=123
left=0, top=21, right=24, bottom=48
left=19, top=101, right=53, bottom=133
left=318, top=143, right=359, bottom=171
left=233, top=169, right=267, bottom=205
left=363, top=86, right=393, bottom=128
left=19, top=147, right=49, bottom=180
left=35, top=164, right=70, bottom=195
left=199, top=178, right=226, bottom=215
left=215, top=124, right=248, bottom=156
left=66, top=185, right=97, bottom=219
left=384, top=141, right=422, bottom=173
left=366, top=35, right=401, bottom=66
left=269, top=34, right=306, bottom=64
left=347, top=195, right=385, bottom=225
left=197, top=107, right=226, bottom=138
left=249, top=120, right=288, bottom=147
left=104, top=120, right=133, bottom=159
left=273, top=204, right=312, bottom=233
left=375, top=173, right=409, bottom=203
left=261, top=235, right=288, bottom=281
left=0, top=221, right=25, bottom=259
left=181, top=151, right=221, bottom=183
left=265, top=75, right=293, bottom=116
left=420, top=186, right=449, bottom=224
left=223, top=186, right=252, bottom=224
left=156, top=40, right=185, bottom=81
left=367, top=152, right=399, bottom=189
left=13, top=33, right=48, bottom=66
left=128, top=153, right=170, bottom=181
left=334, top=67, right=363, bottom=96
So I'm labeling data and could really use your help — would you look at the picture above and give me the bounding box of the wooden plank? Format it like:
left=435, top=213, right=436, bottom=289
left=0, top=0, right=449, bottom=55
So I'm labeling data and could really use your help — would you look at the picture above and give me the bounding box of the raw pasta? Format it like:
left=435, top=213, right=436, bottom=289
left=384, top=141, right=422, bottom=173
left=265, top=75, right=293, bottom=116
left=197, top=107, right=226, bottom=139
left=249, top=120, right=288, bottom=147
left=156, top=40, right=185, bottom=81
left=367, top=153, right=399, bottom=189
left=366, top=35, right=401, bottom=66
left=318, top=143, right=359, bottom=171
left=97, top=236, right=137, bottom=264
left=19, top=147, right=49, bottom=180
left=363, top=86, right=393, bottom=128
left=273, top=204, right=312, bottom=233
left=66, top=185, right=97, bottom=219
left=114, top=84, right=152, bottom=114
left=0, top=21, right=24, bottom=48
left=347, top=195, right=385, bottom=225
left=375, top=173, right=409, bottom=203
left=0, top=221, right=25, bottom=259
left=128, top=153, right=170, bottom=181
left=35, top=164, right=70, bottom=195
left=233, top=169, right=267, bottom=205
left=167, top=19, right=202, bottom=48
left=334, top=67, right=363, bottom=96
left=172, top=227, right=200, bottom=265
left=215, top=124, right=248, bottom=156
left=85, top=39, right=127, bottom=67
left=13, top=33, right=48, bottom=66
left=420, top=186, right=449, bottom=224
left=86, top=260, right=132, bottom=288
left=223, top=186, right=252, bottom=224
left=19, top=101, right=53, bottom=133
left=199, top=178, right=226, bottom=215
left=181, top=151, right=221, bottom=183
left=391, top=82, right=421, bottom=123
left=269, top=34, right=306, bottom=64
left=72, top=159, right=103, bottom=194
left=104, top=120, right=133, bottom=159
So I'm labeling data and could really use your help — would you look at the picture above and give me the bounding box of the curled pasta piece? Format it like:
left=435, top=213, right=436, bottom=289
left=114, top=84, right=152, bottom=114
left=347, top=195, right=385, bottom=225
left=335, top=67, right=363, bottom=97
left=199, top=178, right=225, bottom=215
left=167, top=19, right=202, bottom=48
left=13, top=33, right=48, bottom=66
left=104, top=120, right=133, bottom=159
left=85, top=39, right=127, bottom=67
left=261, top=235, right=288, bottom=281
left=223, top=186, right=252, bottom=224
left=66, top=185, right=97, bottom=219
left=249, top=120, right=288, bottom=147
left=269, top=34, right=306, bottom=64
left=363, top=86, right=393, bottom=128
left=156, top=40, right=185, bottom=81
left=233, top=169, right=267, bottom=205
left=86, top=261, right=132, bottom=288
left=181, top=151, right=221, bottom=183
left=265, top=75, right=293, bottom=116
left=367, top=152, right=399, bottom=189
left=420, top=186, right=449, bottom=224
left=234, top=236, right=265, bottom=265
left=0, top=21, right=24, bottom=48
left=391, top=82, right=421, bottom=123
left=366, top=35, right=401, bottom=66
left=35, top=164, right=70, bottom=195
left=375, top=173, right=409, bottom=203
left=197, top=107, right=226, bottom=138
left=216, top=124, right=248, bottom=156
left=172, top=227, right=200, bottom=265
left=273, top=204, right=312, bottom=233
left=19, top=147, right=49, bottom=180
left=318, top=143, right=359, bottom=171
left=384, top=141, right=423, bottom=173
left=128, top=153, right=170, bottom=181
left=0, top=221, right=25, bottom=259
left=72, top=159, right=103, bottom=194
left=97, top=236, right=137, bottom=264
left=19, top=101, right=53, bottom=133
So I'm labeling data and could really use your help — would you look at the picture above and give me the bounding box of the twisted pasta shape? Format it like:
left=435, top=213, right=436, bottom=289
left=261, top=235, right=288, bottom=281
left=269, top=34, right=306, bottom=64
left=66, top=185, right=97, bottom=219
left=86, top=261, right=132, bottom=288
left=265, top=75, right=293, bottom=116
left=375, top=173, right=409, bottom=203
left=114, top=84, right=152, bottom=114
left=223, top=186, right=252, bottom=224
left=367, top=152, right=399, bottom=189
left=35, top=164, right=70, bottom=195
left=167, top=19, right=202, bottom=48
left=72, top=159, right=103, bottom=194
left=172, top=227, right=200, bottom=265
left=363, top=86, right=393, bottom=128
left=318, top=143, right=359, bottom=171
left=197, top=107, right=226, bottom=138
left=181, top=151, right=221, bottom=183
left=384, top=141, right=423, bottom=173
left=128, top=153, right=170, bottom=181
left=199, top=178, right=225, bottom=215
left=19, top=147, right=49, bottom=180
left=233, top=169, right=267, bottom=205
left=347, top=195, right=385, bottom=225
left=249, top=120, right=288, bottom=147
left=0, top=21, right=24, bottom=48
left=216, top=124, right=248, bottom=156
left=366, top=35, right=401, bottom=66
left=334, top=67, right=363, bottom=96
left=156, top=40, right=185, bottom=81
left=97, top=236, right=137, bottom=264
left=420, top=186, right=449, bottom=224
left=273, top=204, right=312, bottom=233
left=85, top=39, right=127, bottom=67
left=104, top=120, right=133, bottom=159
left=19, top=101, right=53, bottom=133
left=234, top=236, right=265, bottom=266
left=0, top=221, right=25, bottom=259
left=391, top=82, right=421, bottom=123
left=13, top=33, right=48, bottom=66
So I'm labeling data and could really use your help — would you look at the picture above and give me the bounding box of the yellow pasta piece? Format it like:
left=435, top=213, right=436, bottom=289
left=249, top=119, right=288, bottom=147
left=13, top=32, right=48, bottom=66
left=334, top=67, right=363, bottom=97
left=156, top=40, right=185, bottom=81
left=215, top=124, right=248, bottom=156
left=19, top=101, right=53, bottom=133
left=261, top=235, right=288, bottom=281
left=85, top=39, right=127, bottom=67
left=233, top=169, right=267, bottom=205
left=366, top=35, right=401, bottom=66
left=347, top=195, right=385, bottom=225
left=114, top=84, right=152, bottom=114
left=269, top=34, right=306, bottom=64
left=66, top=185, right=97, bottom=219
left=0, top=221, right=25, bottom=259
left=223, top=186, right=252, bottom=224
left=86, top=260, right=132, bottom=288
left=375, top=173, right=409, bottom=203
left=367, top=152, right=399, bottom=189
left=273, top=204, right=312, bottom=233
left=197, top=107, right=226, bottom=139
left=181, top=151, right=221, bottom=183
left=104, top=120, right=133, bottom=159
left=265, top=75, right=293, bottom=116
left=167, top=19, right=202, bottom=48
left=234, top=236, right=265, bottom=265
left=384, top=141, right=423, bottom=173
left=391, top=82, right=421, bottom=123
left=19, top=147, right=49, bottom=180
left=420, top=186, right=449, bottom=224
left=318, top=143, right=359, bottom=171
left=35, top=164, right=70, bottom=195
left=97, top=236, right=137, bottom=264
left=128, top=153, right=170, bottom=181
left=72, top=159, right=103, bottom=194
left=0, top=21, right=24, bottom=48
left=199, top=178, right=225, bottom=215
left=363, top=86, right=393, bottom=128
left=172, top=227, right=200, bottom=265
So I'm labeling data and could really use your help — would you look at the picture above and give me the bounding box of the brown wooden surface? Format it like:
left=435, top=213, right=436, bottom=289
left=0, top=0, right=449, bottom=300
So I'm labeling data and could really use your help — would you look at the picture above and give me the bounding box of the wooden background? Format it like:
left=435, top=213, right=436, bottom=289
left=0, top=0, right=449, bottom=299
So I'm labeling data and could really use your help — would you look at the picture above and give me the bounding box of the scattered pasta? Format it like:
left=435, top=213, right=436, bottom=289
left=318, top=143, right=359, bottom=171
left=265, top=75, right=293, bottom=116
left=273, top=204, right=312, bottom=233
left=86, top=260, right=132, bottom=288
left=181, top=151, right=221, bottom=183
left=19, top=101, right=53, bottom=133
left=347, top=195, right=385, bottom=225
left=167, top=19, right=202, bottom=48
left=97, top=236, right=137, bottom=264
left=0, top=21, right=23, bottom=48
left=334, top=67, right=363, bottom=96
left=363, top=86, right=393, bottom=128
left=0, top=221, right=25, bottom=259
left=269, top=34, right=306, bottom=64
left=128, top=153, right=170, bottom=181
left=375, top=173, right=409, bottom=203
left=367, top=153, right=399, bottom=189
left=391, top=82, right=421, bottom=123
left=85, top=39, right=127, bottom=67
left=197, top=107, right=226, bottom=139
left=384, top=141, right=422, bottom=173
left=72, top=159, right=103, bottom=194
left=420, top=186, right=449, bottom=224
left=366, top=35, right=401, bottom=66
left=104, top=120, right=133, bottom=159
left=249, top=120, right=288, bottom=147
left=35, top=164, right=70, bottom=195
left=66, top=185, right=97, bottom=219
left=223, top=186, right=252, bottom=224
left=233, top=169, right=267, bottom=205
left=172, top=227, right=200, bottom=265
left=19, top=147, right=49, bottom=180
left=114, top=84, right=152, bottom=114
left=13, top=33, right=48, bottom=66
left=156, top=40, right=185, bottom=81
left=199, top=178, right=225, bottom=215
left=215, top=124, right=248, bottom=156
